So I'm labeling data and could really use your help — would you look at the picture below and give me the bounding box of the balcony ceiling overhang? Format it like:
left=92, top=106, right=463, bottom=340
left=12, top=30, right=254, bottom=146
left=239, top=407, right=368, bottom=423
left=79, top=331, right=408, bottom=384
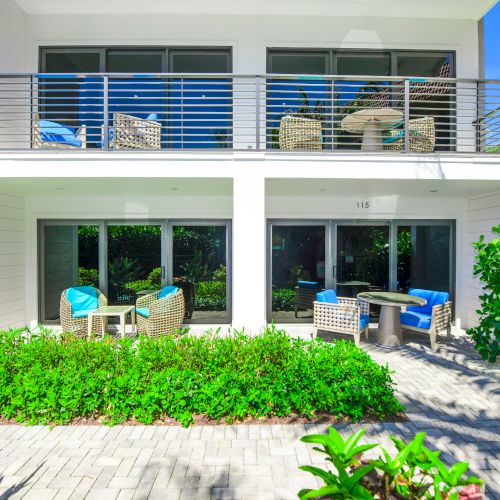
left=13, top=0, right=497, bottom=20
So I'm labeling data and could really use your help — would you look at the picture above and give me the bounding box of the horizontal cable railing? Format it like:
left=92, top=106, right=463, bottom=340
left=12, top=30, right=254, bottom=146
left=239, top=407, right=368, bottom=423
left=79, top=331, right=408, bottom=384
left=0, top=73, right=498, bottom=153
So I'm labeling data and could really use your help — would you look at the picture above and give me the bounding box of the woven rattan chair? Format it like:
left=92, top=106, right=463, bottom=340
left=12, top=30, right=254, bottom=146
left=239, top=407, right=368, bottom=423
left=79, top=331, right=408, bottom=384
left=294, top=281, right=322, bottom=318
left=279, top=115, right=322, bottom=150
left=384, top=116, right=436, bottom=152
left=313, top=290, right=370, bottom=346
left=32, top=114, right=87, bottom=149
left=136, top=287, right=185, bottom=338
left=111, top=112, right=161, bottom=150
left=400, top=289, right=452, bottom=350
left=60, top=286, right=107, bottom=337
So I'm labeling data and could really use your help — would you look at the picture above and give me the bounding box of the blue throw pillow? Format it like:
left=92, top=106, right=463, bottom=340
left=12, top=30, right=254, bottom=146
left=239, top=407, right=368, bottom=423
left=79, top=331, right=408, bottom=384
left=40, top=120, right=82, bottom=148
left=67, top=286, right=98, bottom=315
left=316, top=290, right=339, bottom=304
left=159, top=286, right=179, bottom=299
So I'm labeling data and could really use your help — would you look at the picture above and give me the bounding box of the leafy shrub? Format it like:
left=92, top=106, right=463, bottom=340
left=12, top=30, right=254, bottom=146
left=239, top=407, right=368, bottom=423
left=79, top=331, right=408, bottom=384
left=0, top=326, right=402, bottom=426
left=467, top=225, right=500, bottom=363
left=272, top=288, right=295, bottom=311
left=195, top=281, right=226, bottom=310
left=77, top=268, right=99, bottom=287
left=126, top=267, right=162, bottom=293
left=299, top=427, right=484, bottom=499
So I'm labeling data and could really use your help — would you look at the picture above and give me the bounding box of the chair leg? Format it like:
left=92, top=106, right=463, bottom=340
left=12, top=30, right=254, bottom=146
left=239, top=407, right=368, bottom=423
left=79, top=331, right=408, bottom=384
left=312, top=327, right=318, bottom=340
left=364, top=326, right=369, bottom=340
left=429, top=330, right=437, bottom=350
left=446, top=325, right=452, bottom=340
left=354, top=332, right=360, bottom=346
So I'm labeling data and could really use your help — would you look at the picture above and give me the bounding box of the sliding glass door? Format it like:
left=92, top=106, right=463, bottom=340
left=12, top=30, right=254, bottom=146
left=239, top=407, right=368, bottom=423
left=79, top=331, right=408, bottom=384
left=39, top=220, right=231, bottom=324
left=267, top=219, right=454, bottom=323
left=170, top=223, right=230, bottom=322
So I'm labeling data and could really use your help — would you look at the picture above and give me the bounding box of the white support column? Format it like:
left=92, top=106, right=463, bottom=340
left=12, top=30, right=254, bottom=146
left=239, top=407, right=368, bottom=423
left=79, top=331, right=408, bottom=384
left=232, top=172, right=267, bottom=333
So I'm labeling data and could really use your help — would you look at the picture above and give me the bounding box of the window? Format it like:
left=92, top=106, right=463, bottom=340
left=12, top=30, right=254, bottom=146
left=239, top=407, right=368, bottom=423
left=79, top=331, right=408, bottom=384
left=39, top=220, right=232, bottom=324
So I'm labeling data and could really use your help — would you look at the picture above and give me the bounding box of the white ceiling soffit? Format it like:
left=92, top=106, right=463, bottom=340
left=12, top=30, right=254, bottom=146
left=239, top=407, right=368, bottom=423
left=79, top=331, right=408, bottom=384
left=13, top=0, right=498, bottom=20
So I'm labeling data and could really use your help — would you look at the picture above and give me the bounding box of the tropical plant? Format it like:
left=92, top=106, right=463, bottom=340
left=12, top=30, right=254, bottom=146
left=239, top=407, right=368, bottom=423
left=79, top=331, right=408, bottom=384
left=299, top=427, right=484, bottom=499
left=0, top=326, right=402, bottom=426
left=466, top=224, right=500, bottom=363
left=108, top=257, right=141, bottom=290
left=77, top=267, right=99, bottom=287
left=272, top=288, right=296, bottom=311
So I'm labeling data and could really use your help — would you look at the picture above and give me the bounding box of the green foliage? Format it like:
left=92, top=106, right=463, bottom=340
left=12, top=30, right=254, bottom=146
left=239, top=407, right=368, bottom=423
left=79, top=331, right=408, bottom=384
left=195, top=281, right=226, bottom=311
left=466, top=225, right=500, bottom=363
left=108, top=257, right=141, bottom=290
left=126, top=267, right=162, bottom=293
left=77, top=268, right=99, bottom=287
left=0, top=326, right=402, bottom=427
left=299, top=427, right=484, bottom=499
left=272, top=288, right=296, bottom=311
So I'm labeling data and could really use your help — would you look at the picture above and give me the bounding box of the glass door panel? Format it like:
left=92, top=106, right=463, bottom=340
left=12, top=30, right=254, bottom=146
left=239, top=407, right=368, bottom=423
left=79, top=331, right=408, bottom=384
left=336, top=52, right=392, bottom=150
left=267, top=51, right=330, bottom=150
left=397, top=224, right=451, bottom=294
left=270, top=225, right=326, bottom=322
left=171, top=224, right=228, bottom=322
left=107, top=225, right=162, bottom=305
left=41, top=224, right=99, bottom=322
left=169, top=50, right=232, bottom=149
left=336, top=225, right=390, bottom=319
left=41, top=49, right=103, bottom=148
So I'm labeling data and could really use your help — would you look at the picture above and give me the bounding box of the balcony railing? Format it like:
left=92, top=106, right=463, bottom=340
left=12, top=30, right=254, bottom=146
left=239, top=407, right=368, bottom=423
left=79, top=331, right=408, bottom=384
left=0, top=73, right=498, bottom=153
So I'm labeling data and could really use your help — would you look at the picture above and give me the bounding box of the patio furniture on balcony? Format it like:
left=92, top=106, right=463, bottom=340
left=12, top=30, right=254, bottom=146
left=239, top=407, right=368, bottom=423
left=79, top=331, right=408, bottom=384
left=341, top=108, right=403, bottom=152
left=135, top=286, right=185, bottom=337
left=313, top=289, right=370, bottom=346
left=32, top=115, right=87, bottom=149
left=295, top=280, right=322, bottom=318
left=383, top=116, right=436, bottom=152
left=60, top=286, right=107, bottom=337
left=279, top=115, right=322, bottom=150
left=109, top=112, right=161, bottom=150
left=400, top=288, right=452, bottom=350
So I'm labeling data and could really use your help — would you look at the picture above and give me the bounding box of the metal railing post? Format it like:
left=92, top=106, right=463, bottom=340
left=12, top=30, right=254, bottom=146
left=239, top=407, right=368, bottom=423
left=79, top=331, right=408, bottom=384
left=103, top=75, right=109, bottom=150
left=404, top=79, right=410, bottom=153
left=255, top=76, right=261, bottom=150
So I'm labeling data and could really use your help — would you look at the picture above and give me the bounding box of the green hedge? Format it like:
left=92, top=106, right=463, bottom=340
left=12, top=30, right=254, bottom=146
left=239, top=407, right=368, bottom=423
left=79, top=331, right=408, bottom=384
left=272, top=288, right=296, bottom=311
left=0, top=327, right=403, bottom=426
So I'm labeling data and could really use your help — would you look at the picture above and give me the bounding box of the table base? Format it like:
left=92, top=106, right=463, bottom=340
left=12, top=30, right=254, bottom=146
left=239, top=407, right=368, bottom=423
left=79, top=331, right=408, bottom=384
left=375, top=304, right=404, bottom=348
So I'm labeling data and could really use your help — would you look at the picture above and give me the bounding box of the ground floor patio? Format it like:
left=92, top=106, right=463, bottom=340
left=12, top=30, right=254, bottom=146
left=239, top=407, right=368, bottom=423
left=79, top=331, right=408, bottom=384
left=0, top=327, right=497, bottom=500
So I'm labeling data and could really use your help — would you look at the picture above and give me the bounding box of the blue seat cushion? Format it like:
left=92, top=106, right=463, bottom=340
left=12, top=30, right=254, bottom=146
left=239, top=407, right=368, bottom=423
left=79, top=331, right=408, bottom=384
left=159, top=286, right=179, bottom=299
left=136, top=307, right=149, bottom=318
left=71, top=309, right=96, bottom=319
left=297, top=280, right=320, bottom=289
left=407, top=288, right=449, bottom=315
left=40, top=120, right=82, bottom=148
left=401, top=311, right=432, bottom=330
left=316, top=289, right=339, bottom=304
left=360, top=314, right=369, bottom=331
left=67, top=286, right=98, bottom=318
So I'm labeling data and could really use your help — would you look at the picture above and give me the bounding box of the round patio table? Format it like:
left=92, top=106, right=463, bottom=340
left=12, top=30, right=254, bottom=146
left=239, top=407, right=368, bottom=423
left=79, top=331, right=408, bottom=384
left=357, top=292, right=426, bottom=348
left=341, top=108, right=403, bottom=152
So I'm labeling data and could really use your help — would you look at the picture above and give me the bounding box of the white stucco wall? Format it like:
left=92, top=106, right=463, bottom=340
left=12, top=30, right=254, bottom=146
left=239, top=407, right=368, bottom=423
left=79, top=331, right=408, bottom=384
left=0, top=192, right=25, bottom=329
left=463, top=192, right=500, bottom=329
left=24, top=14, right=480, bottom=77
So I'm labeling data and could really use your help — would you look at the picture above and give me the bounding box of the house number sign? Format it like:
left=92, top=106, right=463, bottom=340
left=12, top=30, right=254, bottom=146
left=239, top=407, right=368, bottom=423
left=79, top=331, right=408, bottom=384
left=356, top=201, right=370, bottom=209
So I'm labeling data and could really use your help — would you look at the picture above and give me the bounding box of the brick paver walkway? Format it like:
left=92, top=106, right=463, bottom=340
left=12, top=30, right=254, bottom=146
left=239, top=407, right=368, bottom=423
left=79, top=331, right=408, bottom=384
left=0, top=328, right=498, bottom=499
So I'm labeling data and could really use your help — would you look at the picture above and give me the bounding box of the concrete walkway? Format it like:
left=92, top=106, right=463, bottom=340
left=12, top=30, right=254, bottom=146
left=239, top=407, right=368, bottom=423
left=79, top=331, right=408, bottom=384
left=0, top=328, right=498, bottom=499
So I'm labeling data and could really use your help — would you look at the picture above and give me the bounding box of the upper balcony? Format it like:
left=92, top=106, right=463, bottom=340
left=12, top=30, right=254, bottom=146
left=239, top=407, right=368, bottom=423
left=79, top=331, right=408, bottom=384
left=0, top=72, right=499, bottom=155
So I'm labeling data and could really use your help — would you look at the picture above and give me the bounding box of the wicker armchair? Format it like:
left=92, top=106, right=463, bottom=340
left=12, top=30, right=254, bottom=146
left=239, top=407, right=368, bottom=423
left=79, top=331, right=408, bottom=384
left=400, top=289, right=452, bottom=350
left=110, top=112, right=161, bottom=150
left=279, top=115, right=322, bottom=150
left=32, top=114, right=87, bottom=149
left=60, top=286, right=107, bottom=337
left=313, top=290, right=370, bottom=346
left=136, top=287, right=185, bottom=338
left=384, top=116, right=436, bottom=153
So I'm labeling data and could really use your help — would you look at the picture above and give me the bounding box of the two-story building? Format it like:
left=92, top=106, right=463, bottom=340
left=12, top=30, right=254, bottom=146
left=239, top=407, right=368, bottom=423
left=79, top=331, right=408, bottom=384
left=0, top=0, right=498, bottom=335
